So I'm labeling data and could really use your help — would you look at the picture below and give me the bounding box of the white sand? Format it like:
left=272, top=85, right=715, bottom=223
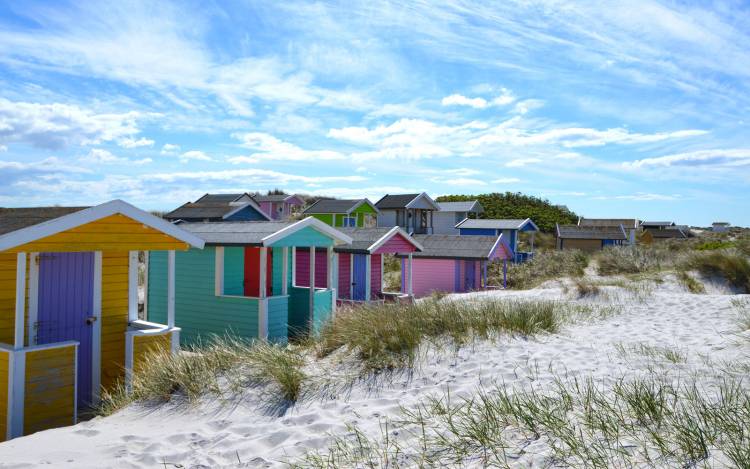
left=1, top=278, right=748, bottom=468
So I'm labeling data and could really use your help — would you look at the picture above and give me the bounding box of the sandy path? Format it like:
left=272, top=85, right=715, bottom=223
left=0, top=282, right=747, bottom=468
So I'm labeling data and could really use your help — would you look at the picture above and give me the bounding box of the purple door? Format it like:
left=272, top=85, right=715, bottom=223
left=36, top=252, right=94, bottom=407
left=464, top=261, right=476, bottom=291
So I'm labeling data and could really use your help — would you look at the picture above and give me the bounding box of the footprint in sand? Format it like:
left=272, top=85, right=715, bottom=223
left=73, top=429, right=99, bottom=437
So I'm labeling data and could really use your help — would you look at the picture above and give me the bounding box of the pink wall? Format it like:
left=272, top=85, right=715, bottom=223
left=338, top=253, right=351, bottom=299
left=370, top=254, right=382, bottom=298
left=295, top=248, right=328, bottom=288
left=403, top=258, right=457, bottom=298
left=373, top=233, right=418, bottom=254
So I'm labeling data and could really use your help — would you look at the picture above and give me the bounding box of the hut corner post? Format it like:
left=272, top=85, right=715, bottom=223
left=503, top=259, right=507, bottom=289
left=308, top=246, right=315, bottom=332
left=258, top=247, right=268, bottom=340
left=327, top=247, right=336, bottom=316
left=7, top=253, right=27, bottom=439
left=407, top=253, right=413, bottom=296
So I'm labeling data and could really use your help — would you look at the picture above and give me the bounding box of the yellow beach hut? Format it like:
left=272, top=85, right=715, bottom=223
left=0, top=200, right=204, bottom=441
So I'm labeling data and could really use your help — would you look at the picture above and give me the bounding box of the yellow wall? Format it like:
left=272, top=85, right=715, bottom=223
left=0, top=349, right=8, bottom=441
left=23, top=345, right=76, bottom=435
left=101, top=251, right=128, bottom=391
left=5, top=214, right=189, bottom=253
left=0, top=253, right=16, bottom=344
left=132, top=332, right=171, bottom=374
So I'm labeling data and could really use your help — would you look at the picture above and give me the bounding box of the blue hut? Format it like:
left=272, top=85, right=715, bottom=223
left=147, top=218, right=352, bottom=344
left=455, top=218, right=539, bottom=262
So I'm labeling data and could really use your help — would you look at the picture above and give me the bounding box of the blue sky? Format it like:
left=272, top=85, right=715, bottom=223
left=0, top=1, right=748, bottom=226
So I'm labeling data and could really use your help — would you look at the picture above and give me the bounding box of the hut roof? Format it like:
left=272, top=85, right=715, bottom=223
left=436, top=201, right=484, bottom=213
left=177, top=217, right=351, bottom=246
left=333, top=227, right=421, bottom=253
left=165, top=195, right=269, bottom=221
left=557, top=224, right=627, bottom=240
left=455, top=218, right=538, bottom=231
left=644, top=228, right=688, bottom=239
left=303, top=198, right=378, bottom=215
left=578, top=218, right=640, bottom=229
left=375, top=192, right=440, bottom=210
left=399, top=234, right=510, bottom=260
left=0, top=206, right=89, bottom=235
left=641, top=221, right=676, bottom=227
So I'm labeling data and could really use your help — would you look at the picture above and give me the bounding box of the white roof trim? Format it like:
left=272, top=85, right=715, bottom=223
left=367, top=226, right=423, bottom=253
left=0, top=199, right=205, bottom=251
left=222, top=200, right=271, bottom=221
left=405, top=192, right=441, bottom=210
left=260, top=216, right=352, bottom=247
left=520, top=218, right=540, bottom=232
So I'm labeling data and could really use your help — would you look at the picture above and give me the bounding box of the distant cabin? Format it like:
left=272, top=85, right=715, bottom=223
left=375, top=193, right=440, bottom=234
left=712, top=222, right=731, bottom=233
left=556, top=224, right=627, bottom=252
left=253, top=194, right=305, bottom=221
left=640, top=221, right=676, bottom=231
left=455, top=218, right=539, bottom=263
left=641, top=227, right=688, bottom=244
left=302, top=198, right=379, bottom=228
left=433, top=200, right=484, bottom=235
left=164, top=193, right=270, bottom=223
left=578, top=218, right=640, bottom=245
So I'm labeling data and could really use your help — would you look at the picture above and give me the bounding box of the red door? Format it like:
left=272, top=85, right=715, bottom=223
left=244, top=247, right=273, bottom=296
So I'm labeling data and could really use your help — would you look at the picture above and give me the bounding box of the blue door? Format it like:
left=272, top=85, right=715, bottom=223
left=464, top=260, right=476, bottom=291
left=37, top=252, right=94, bottom=407
left=352, top=254, right=367, bottom=300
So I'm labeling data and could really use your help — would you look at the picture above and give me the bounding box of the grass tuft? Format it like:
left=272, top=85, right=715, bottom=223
left=686, top=250, right=750, bottom=293
left=677, top=271, right=705, bottom=293
left=497, top=249, right=589, bottom=289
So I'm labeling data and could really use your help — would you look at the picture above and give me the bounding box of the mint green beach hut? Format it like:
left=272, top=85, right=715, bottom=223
left=147, top=217, right=352, bottom=344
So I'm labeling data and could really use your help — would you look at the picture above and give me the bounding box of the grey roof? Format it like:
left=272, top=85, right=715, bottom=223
left=641, top=221, right=675, bottom=227
left=557, top=224, right=626, bottom=240
left=578, top=218, right=640, bottom=229
left=195, top=193, right=245, bottom=204
left=437, top=201, right=484, bottom=213
left=399, top=234, right=500, bottom=260
left=0, top=206, right=89, bottom=235
left=645, top=228, right=687, bottom=239
left=375, top=193, right=420, bottom=209
left=165, top=203, right=236, bottom=220
left=456, top=218, right=535, bottom=230
left=331, top=227, right=413, bottom=253
left=178, top=221, right=297, bottom=245
left=253, top=194, right=301, bottom=203
left=303, top=199, right=374, bottom=215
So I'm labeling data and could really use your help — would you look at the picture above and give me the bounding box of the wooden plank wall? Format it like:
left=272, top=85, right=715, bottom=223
left=23, top=345, right=76, bottom=435
left=0, top=349, right=8, bottom=441
left=132, top=333, right=171, bottom=375
left=101, top=251, right=129, bottom=392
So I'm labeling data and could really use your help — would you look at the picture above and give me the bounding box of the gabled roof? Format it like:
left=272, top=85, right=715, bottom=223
left=303, top=198, right=379, bottom=215
left=0, top=206, right=89, bottom=235
left=178, top=217, right=352, bottom=247
left=165, top=195, right=269, bottom=221
left=644, top=228, right=688, bottom=239
left=252, top=193, right=304, bottom=204
left=557, top=224, right=626, bottom=240
left=399, top=234, right=512, bottom=260
left=375, top=192, right=440, bottom=210
left=334, top=226, right=422, bottom=253
left=455, top=218, right=539, bottom=231
left=578, top=218, right=640, bottom=229
left=641, top=221, right=675, bottom=227
left=436, top=201, right=484, bottom=214
left=195, top=193, right=247, bottom=204
left=0, top=200, right=205, bottom=251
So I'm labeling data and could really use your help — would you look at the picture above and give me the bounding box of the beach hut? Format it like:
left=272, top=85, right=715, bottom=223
left=432, top=200, right=484, bottom=234
left=640, top=221, right=676, bottom=231
left=641, top=228, right=688, bottom=244
left=147, top=218, right=351, bottom=344
left=294, top=227, right=422, bottom=303
left=302, top=198, right=379, bottom=228
left=455, top=218, right=539, bottom=262
left=397, top=234, right=513, bottom=298
left=578, top=218, right=639, bottom=246
left=556, top=224, right=627, bottom=252
left=164, top=193, right=270, bottom=222
left=253, top=193, right=305, bottom=221
left=375, top=193, right=440, bottom=234
left=0, top=200, right=204, bottom=441
left=712, top=222, right=731, bottom=233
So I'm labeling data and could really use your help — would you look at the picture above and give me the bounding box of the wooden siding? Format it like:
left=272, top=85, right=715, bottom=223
left=294, top=248, right=328, bottom=288
left=267, top=296, right=288, bottom=343
left=224, top=205, right=267, bottom=221
left=5, top=214, right=189, bottom=253
left=559, top=238, right=603, bottom=252
left=311, top=214, right=334, bottom=225
left=132, top=332, right=171, bottom=374
left=223, top=247, right=245, bottom=296
left=312, top=289, right=333, bottom=334
left=148, top=248, right=260, bottom=345
left=100, top=251, right=128, bottom=392
left=337, top=253, right=351, bottom=299
left=404, top=258, right=457, bottom=298
left=267, top=226, right=336, bottom=248
left=0, top=253, right=17, bottom=344
left=23, top=345, right=76, bottom=435
left=0, top=349, right=8, bottom=441
left=373, top=232, right=418, bottom=254
left=288, top=287, right=309, bottom=339
left=370, top=254, right=382, bottom=298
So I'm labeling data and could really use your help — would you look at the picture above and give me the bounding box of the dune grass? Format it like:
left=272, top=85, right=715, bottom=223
left=686, top=250, right=750, bottom=293
left=297, top=374, right=750, bottom=468
left=316, top=299, right=562, bottom=370
left=677, top=271, right=706, bottom=293
left=496, top=249, right=589, bottom=289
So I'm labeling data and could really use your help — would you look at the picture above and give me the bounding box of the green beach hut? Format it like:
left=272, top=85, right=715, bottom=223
left=302, top=198, right=379, bottom=228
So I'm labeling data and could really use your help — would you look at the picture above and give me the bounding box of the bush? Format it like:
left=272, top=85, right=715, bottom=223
left=695, top=240, right=735, bottom=251
left=686, top=250, right=750, bottom=293
left=596, top=244, right=685, bottom=275
left=496, top=249, right=589, bottom=289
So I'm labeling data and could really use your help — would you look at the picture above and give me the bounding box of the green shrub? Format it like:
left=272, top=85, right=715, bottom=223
left=695, top=240, right=734, bottom=251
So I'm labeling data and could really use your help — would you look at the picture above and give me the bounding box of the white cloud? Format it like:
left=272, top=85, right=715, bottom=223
left=593, top=192, right=681, bottom=201
left=161, top=143, right=181, bottom=155
left=0, top=98, right=150, bottom=150
left=492, top=177, right=521, bottom=184
left=623, top=149, right=750, bottom=169
left=0, top=144, right=6, bottom=152
left=441, top=89, right=515, bottom=109
left=512, top=99, right=544, bottom=115
left=230, top=132, right=345, bottom=162
left=430, top=177, right=487, bottom=186
left=79, top=148, right=152, bottom=165
left=118, top=137, right=154, bottom=148
left=179, top=150, right=212, bottom=162
left=506, top=158, right=542, bottom=167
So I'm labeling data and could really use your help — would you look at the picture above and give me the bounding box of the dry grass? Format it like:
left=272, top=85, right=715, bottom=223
left=686, top=250, right=750, bottom=293
left=496, top=249, right=589, bottom=289
left=677, top=271, right=706, bottom=293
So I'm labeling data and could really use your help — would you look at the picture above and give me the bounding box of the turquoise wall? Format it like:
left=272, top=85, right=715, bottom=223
left=268, top=226, right=336, bottom=248
left=312, top=289, right=333, bottom=334
left=223, top=246, right=245, bottom=295
left=267, top=296, right=288, bottom=343
left=288, top=287, right=309, bottom=339
left=148, top=248, right=260, bottom=346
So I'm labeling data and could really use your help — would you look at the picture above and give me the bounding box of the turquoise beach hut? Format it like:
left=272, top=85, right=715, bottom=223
left=147, top=217, right=352, bottom=344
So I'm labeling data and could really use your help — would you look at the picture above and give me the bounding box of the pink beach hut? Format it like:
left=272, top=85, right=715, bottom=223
left=398, top=234, right=513, bottom=298
left=294, top=227, right=422, bottom=302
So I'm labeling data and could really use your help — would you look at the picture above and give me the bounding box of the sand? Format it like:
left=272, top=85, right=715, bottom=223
left=1, top=277, right=748, bottom=468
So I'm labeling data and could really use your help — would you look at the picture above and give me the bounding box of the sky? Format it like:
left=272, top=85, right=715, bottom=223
left=0, top=1, right=748, bottom=226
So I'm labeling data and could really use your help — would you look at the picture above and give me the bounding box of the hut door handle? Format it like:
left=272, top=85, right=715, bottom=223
left=86, top=316, right=97, bottom=325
